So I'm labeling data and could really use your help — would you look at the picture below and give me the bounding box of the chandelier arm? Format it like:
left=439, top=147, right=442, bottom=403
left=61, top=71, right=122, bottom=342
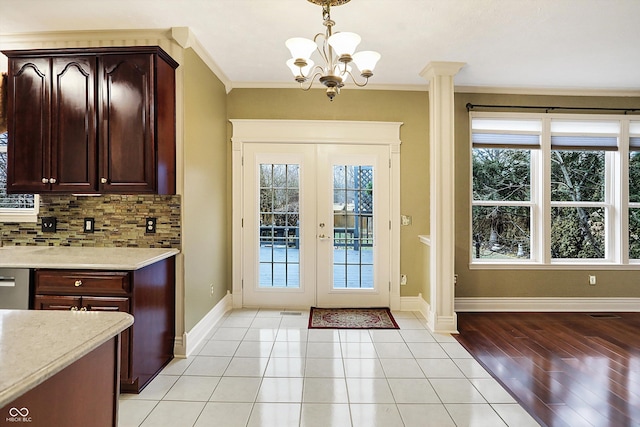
left=299, top=70, right=325, bottom=91
left=343, top=69, right=370, bottom=87
left=313, top=33, right=330, bottom=66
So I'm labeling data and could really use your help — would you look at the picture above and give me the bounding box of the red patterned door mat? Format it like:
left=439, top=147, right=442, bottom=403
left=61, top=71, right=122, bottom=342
left=308, top=307, right=400, bottom=329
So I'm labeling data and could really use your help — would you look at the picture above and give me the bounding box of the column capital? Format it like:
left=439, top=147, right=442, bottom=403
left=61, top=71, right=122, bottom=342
left=420, top=61, right=466, bottom=81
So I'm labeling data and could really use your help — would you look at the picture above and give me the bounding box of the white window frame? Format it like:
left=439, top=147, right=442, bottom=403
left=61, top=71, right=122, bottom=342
left=0, top=136, right=39, bottom=223
left=470, top=112, right=638, bottom=270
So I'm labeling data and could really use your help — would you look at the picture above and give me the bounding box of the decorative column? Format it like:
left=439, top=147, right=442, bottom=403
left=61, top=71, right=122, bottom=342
left=420, top=62, right=465, bottom=333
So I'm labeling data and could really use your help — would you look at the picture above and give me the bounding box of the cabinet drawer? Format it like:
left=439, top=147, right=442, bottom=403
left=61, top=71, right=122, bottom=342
left=35, top=270, right=130, bottom=296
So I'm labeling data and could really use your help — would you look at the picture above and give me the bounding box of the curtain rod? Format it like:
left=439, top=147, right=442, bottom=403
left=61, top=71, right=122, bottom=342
left=466, top=103, right=640, bottom=114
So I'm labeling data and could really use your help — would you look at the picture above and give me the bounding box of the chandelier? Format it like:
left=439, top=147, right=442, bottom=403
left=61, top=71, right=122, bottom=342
left=285, top=0, right=381, bottom=101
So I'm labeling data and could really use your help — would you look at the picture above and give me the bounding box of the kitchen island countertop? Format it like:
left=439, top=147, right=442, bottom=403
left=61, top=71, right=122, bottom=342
left=0, top=246, right=179, bottom=270
left=0, top=309, right=133, bottom=408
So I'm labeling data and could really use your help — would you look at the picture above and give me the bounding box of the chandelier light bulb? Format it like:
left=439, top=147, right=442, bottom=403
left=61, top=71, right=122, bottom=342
left=352, top=51, right=381, bottom=77
left=285, top=37, right=317, bottom=61
left=327, top=32, right=361, bottom=60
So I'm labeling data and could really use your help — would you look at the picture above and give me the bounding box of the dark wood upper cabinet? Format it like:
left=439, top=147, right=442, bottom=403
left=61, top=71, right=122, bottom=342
left=3, top=46, right=178, bottom=195
left=5, top=56, right=50, bottom=193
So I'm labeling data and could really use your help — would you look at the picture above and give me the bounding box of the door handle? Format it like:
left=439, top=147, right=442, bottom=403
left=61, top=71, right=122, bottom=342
left=318, top=234, right=332, bottom=240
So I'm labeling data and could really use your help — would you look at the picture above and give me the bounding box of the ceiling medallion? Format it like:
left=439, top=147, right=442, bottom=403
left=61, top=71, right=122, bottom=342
left=286, top=0, right=381, bottom=100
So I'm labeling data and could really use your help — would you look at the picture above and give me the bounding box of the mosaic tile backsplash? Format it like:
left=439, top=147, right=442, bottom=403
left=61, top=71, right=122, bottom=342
left=0, top=194, right=181, bottom=248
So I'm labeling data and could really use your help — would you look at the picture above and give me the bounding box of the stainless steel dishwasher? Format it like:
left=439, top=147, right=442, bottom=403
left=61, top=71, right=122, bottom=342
left=0, top=268, right=30, bottom=309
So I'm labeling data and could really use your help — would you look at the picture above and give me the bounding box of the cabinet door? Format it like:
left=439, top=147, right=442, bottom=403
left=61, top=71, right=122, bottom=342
left=99, top=53, right=156, bottom=193
left=34, top=295, right=82, bottom=310
left=6, top=57, right=51, bottom=193
left=81, top=296, right=131, bottom=383
left=50, top=56, right=98, bottom=193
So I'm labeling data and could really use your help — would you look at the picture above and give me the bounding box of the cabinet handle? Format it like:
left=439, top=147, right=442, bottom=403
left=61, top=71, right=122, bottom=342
left=70, top=306, right=79, bottom=311
left=74, top=280, right=83, bottom=287
left=42, top=178, right=49, bottom=184
left=101, top=177, right=107, bottom=184
left=49, top=177, right=56, bottom=184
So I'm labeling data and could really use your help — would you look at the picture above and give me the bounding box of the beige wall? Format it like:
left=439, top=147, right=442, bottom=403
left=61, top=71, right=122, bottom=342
left=227, top=88, right=430, bottom=297
left=183, top=48, right=229, bottom=331
left=454, top=92, right=640, bottom=298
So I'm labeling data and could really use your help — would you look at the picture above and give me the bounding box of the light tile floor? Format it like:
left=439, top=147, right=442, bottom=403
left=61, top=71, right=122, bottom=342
left=119, top=309, right=541, bottom=427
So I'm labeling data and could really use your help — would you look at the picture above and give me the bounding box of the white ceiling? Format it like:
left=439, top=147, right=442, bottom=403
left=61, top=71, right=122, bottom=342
left=1, top=0, right=640, bottom=94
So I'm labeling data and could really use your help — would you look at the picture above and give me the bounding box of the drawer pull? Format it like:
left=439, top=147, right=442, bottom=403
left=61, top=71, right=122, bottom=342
left=74, top=280, right=83, bottom=287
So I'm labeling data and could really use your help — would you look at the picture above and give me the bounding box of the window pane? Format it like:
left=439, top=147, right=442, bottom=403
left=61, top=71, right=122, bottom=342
left=259, top=163, right=300, bottom=288
left=630, top=151, right=640, bottom=203
left=630, top=208, right=640, bottom=259
left=551, top=150, right=604, bottom=202
left=472, top=148, right=530, bottom=201
left=551, top=207, right=604, bottom=259
left=0, top=132, right=36, bottom=209
left=472, top=206, right=531, bottom=259
left=332, top=164, right=374, bottom=289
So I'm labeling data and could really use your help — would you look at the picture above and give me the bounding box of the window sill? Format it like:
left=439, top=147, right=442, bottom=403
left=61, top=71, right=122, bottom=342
left=0, top=212, right=38, bottom=223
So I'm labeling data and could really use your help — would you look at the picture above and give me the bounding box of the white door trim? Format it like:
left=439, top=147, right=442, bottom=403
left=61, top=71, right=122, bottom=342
left=231, top=119, right=403, bottom=310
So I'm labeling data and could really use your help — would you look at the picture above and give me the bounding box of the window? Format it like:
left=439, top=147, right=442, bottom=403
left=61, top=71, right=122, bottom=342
left=471, top=118, right=540, bottom=261
left=471, top=113, right=639, bottom=267
left=0, top=132, right=38, bottom=222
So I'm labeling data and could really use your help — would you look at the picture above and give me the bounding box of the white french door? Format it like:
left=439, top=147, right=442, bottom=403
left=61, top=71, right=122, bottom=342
left=241, top=143, right=391, bottom=308
left=316, top=144, right=390, bottom=307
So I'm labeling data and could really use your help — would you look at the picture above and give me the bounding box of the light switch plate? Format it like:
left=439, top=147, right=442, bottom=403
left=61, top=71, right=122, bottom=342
left=84, top=218, right=95, bottom=233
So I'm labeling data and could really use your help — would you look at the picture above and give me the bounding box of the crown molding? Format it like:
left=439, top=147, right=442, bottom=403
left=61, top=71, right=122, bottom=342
left=455, top=85, right=640, bottom=97
left=0, top=28, right=172, bottom=46
left=169, top=27, right=232, bottom=94
left=230, top=81, right=640, bottom=97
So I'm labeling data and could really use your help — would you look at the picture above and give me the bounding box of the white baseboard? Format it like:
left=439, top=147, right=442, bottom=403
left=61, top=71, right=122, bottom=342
left=400, top=293, right=457, bottom=333
left=455, top=297, right=640, bottom=312
left=399, top=295, right=422, bottom=311
left=174, top=291, right=233, bottom=358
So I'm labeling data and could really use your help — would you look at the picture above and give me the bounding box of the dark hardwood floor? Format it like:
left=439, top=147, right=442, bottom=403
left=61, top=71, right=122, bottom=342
left=455, top=312, right=640, bottom=427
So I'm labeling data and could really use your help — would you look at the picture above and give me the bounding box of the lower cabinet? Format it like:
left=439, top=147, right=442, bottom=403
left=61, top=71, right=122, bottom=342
left=32, top=257, right=175, bottom=393
left=1, top=336, right=121, bottom=427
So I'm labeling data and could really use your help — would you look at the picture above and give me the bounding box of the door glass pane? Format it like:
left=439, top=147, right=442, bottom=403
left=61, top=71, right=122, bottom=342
left=333, top=165, right=374, bottom=289
left=259, top=163, right=300, bottom=288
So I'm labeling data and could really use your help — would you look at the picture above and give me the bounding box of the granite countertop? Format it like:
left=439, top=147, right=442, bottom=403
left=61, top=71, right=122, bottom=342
left=0, top=309, right=134, bottom=408
left=0, top=246, right=179, bottom=270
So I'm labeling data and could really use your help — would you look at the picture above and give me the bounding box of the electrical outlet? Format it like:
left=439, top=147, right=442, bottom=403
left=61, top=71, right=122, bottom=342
left=210, top=284, right=215, bottom=296
left=589, top=275, right=596, bottom=286
left=146, top=218, right=157, bottom=234
left=41, top=217, right=57, bottom=233
left=83, top=218, right=95, bottom=233
left=400, top=274, right=407, bottom=285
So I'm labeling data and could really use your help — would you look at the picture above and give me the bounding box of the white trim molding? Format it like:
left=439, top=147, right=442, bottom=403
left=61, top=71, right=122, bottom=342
left=174, top=291, right=233, bottom=358
left=456, top=297, right=640, bottom=312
